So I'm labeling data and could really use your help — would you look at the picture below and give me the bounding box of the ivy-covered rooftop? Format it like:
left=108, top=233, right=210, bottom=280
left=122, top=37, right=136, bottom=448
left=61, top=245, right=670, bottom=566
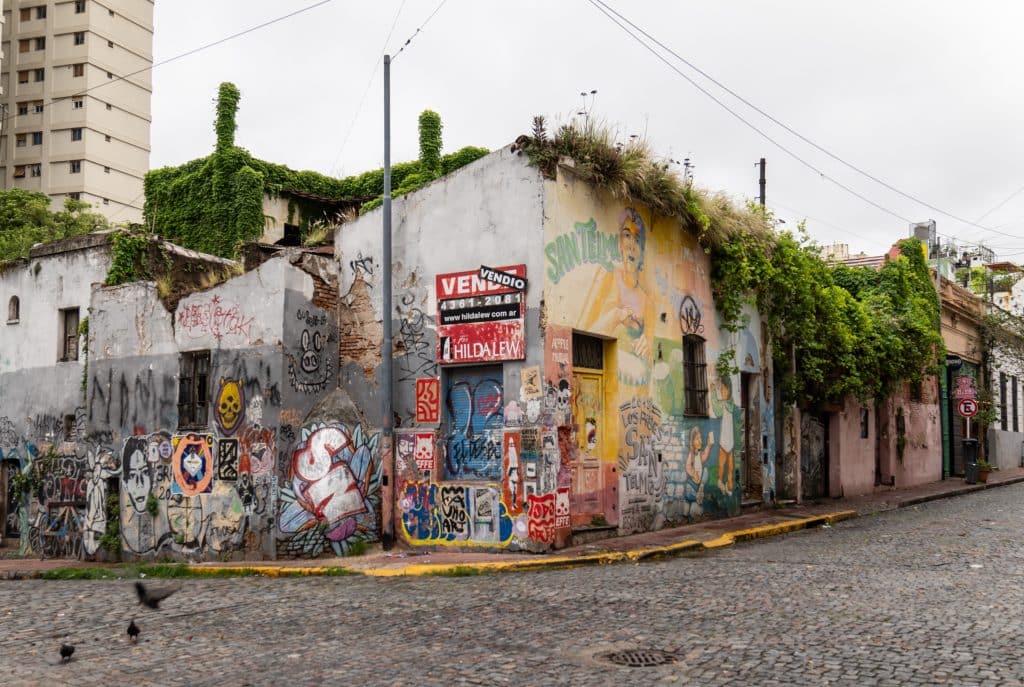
left=143, top=82, right=488, bottom=257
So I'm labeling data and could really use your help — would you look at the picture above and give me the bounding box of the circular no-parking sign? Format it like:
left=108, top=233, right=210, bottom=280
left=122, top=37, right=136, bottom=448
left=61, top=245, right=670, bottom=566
left=958, top=398, right=978, bottom=418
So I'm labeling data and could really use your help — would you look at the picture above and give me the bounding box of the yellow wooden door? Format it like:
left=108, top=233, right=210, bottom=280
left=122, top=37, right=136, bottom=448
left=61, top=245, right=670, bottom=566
left=571, top=370, right=604, bottom=524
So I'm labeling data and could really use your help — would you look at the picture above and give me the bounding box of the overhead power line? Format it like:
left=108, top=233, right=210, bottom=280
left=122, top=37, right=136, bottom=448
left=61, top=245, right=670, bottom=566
left=586, top=0, right=913, bottom=225
left=0, top=0, right=337, bottom=128
left=392, top=0, right=449, bottom=62
left=973, top=184, right=1024, bottom=225
left=589, top=0, right=1024, bottom=241
left=329, top=0, right=408, bottom=175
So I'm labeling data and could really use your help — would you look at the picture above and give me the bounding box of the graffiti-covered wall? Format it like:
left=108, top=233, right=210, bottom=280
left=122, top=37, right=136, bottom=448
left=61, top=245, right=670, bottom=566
left=543, top=169, right=775, bottom=534
left=86, top=257, right=349, bottom=560
left=336, top=147, right=557, bottom=550
left=336, top=147, right=775, bottom=551
left=0, top=235, right=112, bottom=555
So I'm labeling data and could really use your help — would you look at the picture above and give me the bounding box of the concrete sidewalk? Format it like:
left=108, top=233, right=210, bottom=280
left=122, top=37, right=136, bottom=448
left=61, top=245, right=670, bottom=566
left=5, top=466, right=1024, bottom=579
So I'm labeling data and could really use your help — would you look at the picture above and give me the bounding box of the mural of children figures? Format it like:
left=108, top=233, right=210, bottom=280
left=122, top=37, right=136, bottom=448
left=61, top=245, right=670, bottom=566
left=710, top=375, right=738, bottom=494
left=684, top=426, right=714, bottom=519
left=579, top=208, right=656, bottom=389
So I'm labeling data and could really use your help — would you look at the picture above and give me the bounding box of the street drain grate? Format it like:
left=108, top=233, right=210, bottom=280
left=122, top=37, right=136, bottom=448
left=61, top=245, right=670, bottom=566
left=601, top=649, right=677, bottom=667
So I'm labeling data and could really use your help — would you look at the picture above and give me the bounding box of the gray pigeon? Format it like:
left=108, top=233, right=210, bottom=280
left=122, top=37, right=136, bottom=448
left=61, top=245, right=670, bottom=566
left=135, top=581, right=179, bottom=610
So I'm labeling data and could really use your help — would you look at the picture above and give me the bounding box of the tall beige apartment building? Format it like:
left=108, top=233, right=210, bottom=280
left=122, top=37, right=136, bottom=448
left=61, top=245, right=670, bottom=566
left=0, top=0, right=152, bottom=224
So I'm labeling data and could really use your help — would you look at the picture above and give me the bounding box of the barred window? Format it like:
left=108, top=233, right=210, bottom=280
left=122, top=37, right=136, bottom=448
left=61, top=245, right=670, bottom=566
left=178, top=351, right=211, bottom=429
left=572, top=332, right=603, bottom=370
left=683, top=334, right=708, bottom=416
left=1000, top=372, right=1008, bottom=431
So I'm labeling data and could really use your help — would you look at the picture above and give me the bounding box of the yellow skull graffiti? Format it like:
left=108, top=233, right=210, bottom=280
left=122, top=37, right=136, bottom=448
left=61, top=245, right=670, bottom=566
left=214, top=378, right=244, bottom=435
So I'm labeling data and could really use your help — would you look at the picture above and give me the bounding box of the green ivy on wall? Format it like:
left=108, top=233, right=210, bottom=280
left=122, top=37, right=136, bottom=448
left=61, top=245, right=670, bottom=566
left=144, top=83, right=489, bottom=257
left=105, top=232, right=153, bottom=286
left=521, top=118, right=943, bottom=409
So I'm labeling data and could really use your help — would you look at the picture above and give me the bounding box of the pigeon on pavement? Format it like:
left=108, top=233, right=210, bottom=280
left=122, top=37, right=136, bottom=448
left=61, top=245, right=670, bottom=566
left=60, top=644, right=75, bottom=663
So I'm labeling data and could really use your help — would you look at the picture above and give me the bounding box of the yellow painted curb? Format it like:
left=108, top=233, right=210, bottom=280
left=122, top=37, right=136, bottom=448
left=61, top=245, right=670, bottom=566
left=185, top=510, right=858, bottom=579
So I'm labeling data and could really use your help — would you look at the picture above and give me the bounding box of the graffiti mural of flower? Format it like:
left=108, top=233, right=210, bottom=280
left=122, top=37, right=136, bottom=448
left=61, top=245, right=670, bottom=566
left=278, top=422, right=381, bottom=557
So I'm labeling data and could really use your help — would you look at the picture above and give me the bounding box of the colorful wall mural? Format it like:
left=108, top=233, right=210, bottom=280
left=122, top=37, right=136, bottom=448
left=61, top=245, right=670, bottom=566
left=544, top=185, right=771, bottom=533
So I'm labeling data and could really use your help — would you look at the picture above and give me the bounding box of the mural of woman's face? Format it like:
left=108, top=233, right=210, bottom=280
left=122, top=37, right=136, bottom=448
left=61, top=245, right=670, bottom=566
left=619, top=226, right=642, bottom=278
left=125, top=448, right=150, bottom=513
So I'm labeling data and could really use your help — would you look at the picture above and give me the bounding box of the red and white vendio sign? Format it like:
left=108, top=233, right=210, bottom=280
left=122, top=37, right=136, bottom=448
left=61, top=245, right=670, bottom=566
left=435, top=264, right=527, bottom=365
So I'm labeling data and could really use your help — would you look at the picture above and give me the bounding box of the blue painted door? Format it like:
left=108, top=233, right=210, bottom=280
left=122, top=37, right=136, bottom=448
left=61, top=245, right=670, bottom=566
left=444, top=366, right=504, bottom=480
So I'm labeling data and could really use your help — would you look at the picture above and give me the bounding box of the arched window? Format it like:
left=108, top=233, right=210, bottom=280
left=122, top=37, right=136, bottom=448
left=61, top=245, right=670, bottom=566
left=7, top=296, right=19, bottom=323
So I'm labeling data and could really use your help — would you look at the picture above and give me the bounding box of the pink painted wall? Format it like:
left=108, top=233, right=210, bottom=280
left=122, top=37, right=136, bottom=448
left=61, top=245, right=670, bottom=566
left=829, top=400, right=876, bottom=498
left=878, top=379, right=943, bottom=488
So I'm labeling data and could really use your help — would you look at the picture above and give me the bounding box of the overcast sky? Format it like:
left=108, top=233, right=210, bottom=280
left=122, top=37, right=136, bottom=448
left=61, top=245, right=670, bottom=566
left=151, top=1, right=1024, bottom=260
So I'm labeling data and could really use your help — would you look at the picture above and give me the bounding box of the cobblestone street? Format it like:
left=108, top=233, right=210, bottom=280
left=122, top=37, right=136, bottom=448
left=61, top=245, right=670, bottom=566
left=4, top=485, right=1024, bottom=686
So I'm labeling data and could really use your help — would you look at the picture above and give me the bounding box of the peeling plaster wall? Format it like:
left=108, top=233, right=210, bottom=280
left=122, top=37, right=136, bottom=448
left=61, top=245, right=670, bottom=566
left=336, top=148, right=549, bottom=550
left=879, top=381, right=942, bottom=488
left=829, top=398, right=877, bottom=498
left=336, top=148, right=546, bottom=427
left=84, top=258, right=344, bottom=561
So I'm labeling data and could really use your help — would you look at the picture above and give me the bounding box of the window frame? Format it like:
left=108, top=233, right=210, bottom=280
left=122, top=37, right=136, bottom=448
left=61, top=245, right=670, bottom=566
left=75, top=0, right=87, bottom=13
left=31, top=131, right=43, bottom=146
left=73, top=63, right=85, bottom=78
left=177, top=350, right=212, bottom=429
left=683, top=334, right=709, bottom=416
left=34, top=68, right=45, bottom=82
left=71, top=128, right=83, bottom=142
left=74, top=31, right=86, bottom=46
left=70, top=160, right=82, bottom=174
left=59, top=307, right=81, bottom=362
left=30, top=164, right=42, bottom=178
left=7, top=296, right=20, bottom=324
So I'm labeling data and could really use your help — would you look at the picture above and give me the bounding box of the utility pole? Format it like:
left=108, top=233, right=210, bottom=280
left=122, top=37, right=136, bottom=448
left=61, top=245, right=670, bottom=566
left=757, top=157, right=766, bottom=207
left=381, top=54, right=395, bottom=550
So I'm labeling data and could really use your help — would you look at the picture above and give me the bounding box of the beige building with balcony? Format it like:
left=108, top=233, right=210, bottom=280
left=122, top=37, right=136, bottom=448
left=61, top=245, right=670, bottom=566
left=0, top=0, right=152, bottom=223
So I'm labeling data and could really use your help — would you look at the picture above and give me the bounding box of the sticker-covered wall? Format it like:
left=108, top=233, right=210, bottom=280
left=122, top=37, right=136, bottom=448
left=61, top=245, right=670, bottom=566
left=84, top=257, right=344, bottom=560
left=335, top=148, right=553, bottom=550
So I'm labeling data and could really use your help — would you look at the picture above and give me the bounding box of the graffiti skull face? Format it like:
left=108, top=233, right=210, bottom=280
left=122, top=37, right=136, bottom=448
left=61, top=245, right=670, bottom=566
left=215, top=379, right=244, bottom=434
left=300, top=329, right=324, bottom=373
left=557, top=380, right=572, bottom=414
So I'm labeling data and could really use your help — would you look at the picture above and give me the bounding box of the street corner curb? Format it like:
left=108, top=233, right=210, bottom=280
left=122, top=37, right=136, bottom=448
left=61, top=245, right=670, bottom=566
left=358, top=512, right=859, bottom=577
left=360, top=552, right=626, bottom=577
left=702, top=510, right=858, bottom=550
left=896, top=474, right=1024, bottom=510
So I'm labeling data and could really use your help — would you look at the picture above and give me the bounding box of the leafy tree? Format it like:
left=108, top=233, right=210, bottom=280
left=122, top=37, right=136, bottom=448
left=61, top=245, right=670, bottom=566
left=0, top=191, right=110, bottom=263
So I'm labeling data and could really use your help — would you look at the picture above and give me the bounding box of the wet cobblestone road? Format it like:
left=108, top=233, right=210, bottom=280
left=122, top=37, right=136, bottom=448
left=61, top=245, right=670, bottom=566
left=3, top=484, right=1024, bottom=686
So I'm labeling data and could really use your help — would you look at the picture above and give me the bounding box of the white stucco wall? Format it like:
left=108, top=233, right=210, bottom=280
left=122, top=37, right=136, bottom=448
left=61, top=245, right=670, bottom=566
left=0, top=240, right=111, bottom=373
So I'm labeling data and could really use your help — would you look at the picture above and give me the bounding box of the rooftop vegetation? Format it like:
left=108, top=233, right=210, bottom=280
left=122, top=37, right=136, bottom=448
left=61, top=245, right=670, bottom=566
left=144, top=83, right=488, bottom=257
left=522, top=117, right=943, bottom=407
